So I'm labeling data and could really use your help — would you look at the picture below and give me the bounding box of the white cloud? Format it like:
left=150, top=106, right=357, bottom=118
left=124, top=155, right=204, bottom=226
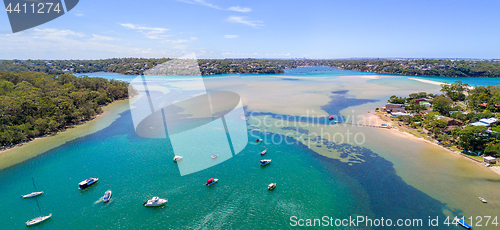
left=178, top=0, right=251, bottom=13
left=33, top=28, right=85, bottom=38
left=227, top=6, right=251, bottom=13
left=224, top=35, right=238, bottom=39
left=227, top=16, right=263, bottom=28
left=0, top=30, right=207, bottom=59
left=164, top=37, right=197, bottom=44
left=90, top=34, right=116, bottom=41
left=120, top=23, right=170, bottom=39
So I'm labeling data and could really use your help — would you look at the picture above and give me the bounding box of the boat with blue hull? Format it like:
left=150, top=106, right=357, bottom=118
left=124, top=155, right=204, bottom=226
left=78, top=178, right=98, bottom=190
left=455, top=217, right=471, bottom=229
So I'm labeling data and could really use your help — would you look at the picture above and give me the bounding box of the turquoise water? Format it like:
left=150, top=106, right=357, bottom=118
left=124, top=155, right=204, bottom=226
left=77, top=68, right=500, bottom=87
left=0, top=108, right=456, bottom=229
left=2, top=69, right=499, bottom=229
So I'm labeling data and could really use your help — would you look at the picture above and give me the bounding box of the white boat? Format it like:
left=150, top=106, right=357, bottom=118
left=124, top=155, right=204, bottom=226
left=260, top=159, right=271, bottom=166
left=173, top=156, right=183, bottom=162
left=103, top=190, right=112, bottom=203
left=21, top=191, right=43, bottom=198
left=256, top=139, right=263, bottom=143
left=143, top=196, right=167, bottom=207
left=479, top=197, right=487, bottom=203
left=26, top=213, right=52, bottom=226
left=260, top=149, right=267, bottom=156
left=25, top=177, right=51, bottom=227
left=211, top=154, right=218, bottom=159
left=79, top=178, right=98, bottom=190
left=206, top=178, right=218, bottom=186
left=268, top=183, right=276, bottom=190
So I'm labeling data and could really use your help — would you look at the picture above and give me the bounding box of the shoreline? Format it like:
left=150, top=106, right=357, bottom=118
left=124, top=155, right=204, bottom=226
left=369, top=111, right=500, bottom=175
left=0, top=99, right=132, bottom=170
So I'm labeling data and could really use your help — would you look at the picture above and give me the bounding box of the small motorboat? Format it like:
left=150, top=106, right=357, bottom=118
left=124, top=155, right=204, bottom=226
left=143, top=197, right=167, bottom=207
left=79, top=178, right=98, bottom=190
left=328, top=116, right=334, bottom=121
left=479, top=197, right=487, bottom=203
left=454, top=217, right=471, bottom=229
left=211, top=154, right=218, bottom=159
left=256, top=139, right=263, bottom=143
left=268, top=183, right=276, bottom=190
left=260, top=149, right=267, bottom=156
left=260, top=159, right=271, bottom=166
left=103, top=190, right=112, bottom=203
left=21, top=191, right=43, bottom=198
left=173, top=156, right=183, bottom=162
left=206, top=178, right=218, bottom=186
left=26, top=213, right=52, bottom=226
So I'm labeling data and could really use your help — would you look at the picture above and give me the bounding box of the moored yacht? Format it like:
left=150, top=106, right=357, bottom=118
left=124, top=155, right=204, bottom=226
left=21, top=191, right=43, bottom=198
left=173, top=156, right=183, bottom=162
left=79, top=178, right=98, bottom=190
left=211, top=154, right=218, bottom=159
left=479, top=197, right=487, bottom=203
left=260, top=159, right=271, bottom=166
left=103, top=190, right=112, bottom=203
left=143, top=197, right=167, bottom=207
left=260, top=149, right=267, bottom=156
left=206, top=178, right=218, bottom=186
left=256, top=139, right=263, bottom=143
left=26, top=214, right=52, bottom=226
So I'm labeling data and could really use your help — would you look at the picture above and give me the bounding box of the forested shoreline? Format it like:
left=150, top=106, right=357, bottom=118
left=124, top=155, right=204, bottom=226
left=2, top=58, right=500, bottom=77
left=0, top=71, right=132, bottom=147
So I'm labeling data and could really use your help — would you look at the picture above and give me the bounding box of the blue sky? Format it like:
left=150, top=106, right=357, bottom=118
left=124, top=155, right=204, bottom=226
left=0, top=0, right=499, bottom=59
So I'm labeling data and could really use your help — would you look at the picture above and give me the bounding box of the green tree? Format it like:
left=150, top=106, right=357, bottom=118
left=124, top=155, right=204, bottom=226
left=432, top=95, right=453, bottom=115
left=458, top=126, right=489, bottom=152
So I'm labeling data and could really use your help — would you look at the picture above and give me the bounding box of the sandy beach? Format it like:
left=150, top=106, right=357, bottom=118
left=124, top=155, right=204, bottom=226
left=408, top=77, right=446, bottom=86
left=369, top=110, right=500, bottom=175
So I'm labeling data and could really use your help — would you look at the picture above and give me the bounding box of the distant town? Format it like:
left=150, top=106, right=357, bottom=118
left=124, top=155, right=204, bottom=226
left=1, top=58, right=500, bottom=77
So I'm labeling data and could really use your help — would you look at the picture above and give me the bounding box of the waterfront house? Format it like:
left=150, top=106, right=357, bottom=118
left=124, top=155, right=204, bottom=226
left=483, top=156, right=497, bottom=164
left=385, top=103, right=405, bottom=112
left=391, top=112, right=411, bottom=117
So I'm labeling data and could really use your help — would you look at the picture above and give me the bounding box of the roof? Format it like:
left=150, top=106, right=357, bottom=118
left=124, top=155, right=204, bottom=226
left=391, top=112, right=411, bottom=116
left=479, top=118, right=498, bottom=124
left=484, top=156, right=496, bottom=161
left=470, top=122, right=488, bottom=126
left=470, top=117, right=497, bottom=126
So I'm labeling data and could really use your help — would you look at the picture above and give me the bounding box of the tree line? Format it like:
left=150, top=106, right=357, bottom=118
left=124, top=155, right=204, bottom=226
left=0, top=71, right=131, bottom=147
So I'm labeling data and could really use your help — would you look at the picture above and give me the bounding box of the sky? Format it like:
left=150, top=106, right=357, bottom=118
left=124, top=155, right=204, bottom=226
left=0, top=0, right=499, bottom=60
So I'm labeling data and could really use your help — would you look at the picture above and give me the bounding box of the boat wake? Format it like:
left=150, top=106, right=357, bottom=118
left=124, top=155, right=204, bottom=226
left=94, top=197, right=104, bottom=204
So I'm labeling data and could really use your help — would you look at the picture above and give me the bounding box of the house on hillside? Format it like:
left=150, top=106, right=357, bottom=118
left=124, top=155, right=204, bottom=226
left=441, top=117, right=463, bottom=133
left=414, top=97, right=433, bottom=105
left=470, top=117, right=498, bottom=127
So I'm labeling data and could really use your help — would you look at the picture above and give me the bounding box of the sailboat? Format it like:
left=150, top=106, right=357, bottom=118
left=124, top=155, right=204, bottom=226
left=25, top=177, right=52, bottom=227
